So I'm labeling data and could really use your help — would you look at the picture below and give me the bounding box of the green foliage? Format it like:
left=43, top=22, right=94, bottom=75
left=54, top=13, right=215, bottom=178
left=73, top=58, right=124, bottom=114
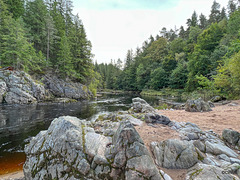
left=3, top=0, right=24, bottom=19
left=215, top=51, right=240, bottom=97
left=89, top=72, right=101, bottom=96
left=227, top=9, right=240, bottom=38
left=149, top=67, right=167, bottom=90
left=169, top=61, right=188, bottom=89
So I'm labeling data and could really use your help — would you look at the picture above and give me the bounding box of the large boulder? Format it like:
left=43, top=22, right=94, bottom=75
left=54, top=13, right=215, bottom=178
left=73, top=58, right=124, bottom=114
left=150, top=139, right=202, bottom=169
left=185, top=98, right=212, bottom=112
left=145, top=113, right=171, bottom=125
left=186, top=163, right=239, bottom=180
left=24, top=116, right=162, bottom=180
left=131, top=97, right=156, bottom=113
left=222, top=129, right=240, bottom=146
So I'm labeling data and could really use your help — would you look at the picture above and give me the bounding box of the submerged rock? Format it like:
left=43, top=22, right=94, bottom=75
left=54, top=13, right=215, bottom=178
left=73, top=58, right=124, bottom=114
left=24, top=116, right=162, bottom=180
left=185, top=98, right=212, bottom=112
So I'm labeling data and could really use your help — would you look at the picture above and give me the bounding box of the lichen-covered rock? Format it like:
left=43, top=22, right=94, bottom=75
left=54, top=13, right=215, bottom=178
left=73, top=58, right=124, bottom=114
left=150, top=139, right=202, bottom=169
left=222, top=129, right=240, bottom=146
left=24, top=116, right=162, bottom=180
left=186, top=163, right=239, bottom=180
left=131, top=97, right=156, bottom=113
left=185, top=98, right=212, bottom=112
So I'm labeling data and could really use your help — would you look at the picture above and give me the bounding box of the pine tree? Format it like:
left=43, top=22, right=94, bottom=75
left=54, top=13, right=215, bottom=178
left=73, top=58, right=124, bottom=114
left=24, top=0, right=48, bottom=54
left=125, top=49, right=133, bottom=68
left=227, top=0, right=237, bottom=16
left=3, top=0, right=24, bottom=19
left=69, top=15, right=93, bottom=81
left=209, top=0, right=221, bottom=24
left=45, top=12, right=56, bottom=62
left=56, top=34, right=73, bottom=77
left=0, top=17, right=39, bottom=71
left=220, top=7, right=227, bottom=20
left=187, top=11, right=198, bottom=27
left=179, top=26, right=186, bottom=39
left=199, top=13, right=208, bottom=29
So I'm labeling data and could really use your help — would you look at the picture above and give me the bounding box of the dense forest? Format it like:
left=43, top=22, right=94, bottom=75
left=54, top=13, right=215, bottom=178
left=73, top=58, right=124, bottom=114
left=0, top=0, right=99, bottom=92
left=1, top=0, right=240, bottom=99
left=95, top=0, right=240, bottom=99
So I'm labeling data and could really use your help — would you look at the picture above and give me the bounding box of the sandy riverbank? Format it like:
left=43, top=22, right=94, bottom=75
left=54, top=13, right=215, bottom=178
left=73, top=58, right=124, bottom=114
left=136, top=100, right=240, bottom=180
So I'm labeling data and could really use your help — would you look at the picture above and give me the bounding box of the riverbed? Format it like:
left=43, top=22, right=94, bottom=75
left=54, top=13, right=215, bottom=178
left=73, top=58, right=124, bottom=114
left=0, top=93, right=160, bottom=175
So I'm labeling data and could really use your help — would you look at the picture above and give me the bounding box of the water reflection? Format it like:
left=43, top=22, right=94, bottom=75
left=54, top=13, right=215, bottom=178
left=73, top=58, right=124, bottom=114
left=0, top=94, right=160, bottom=155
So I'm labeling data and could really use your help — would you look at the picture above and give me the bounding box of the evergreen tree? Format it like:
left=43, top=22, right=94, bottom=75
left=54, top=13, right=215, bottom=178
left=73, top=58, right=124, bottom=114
left=187, top=11, right=198, bottom=27
left=220, top=7, right=227, bottom=20
left=70, top=15, right=93, bottom=81
left=3, top=0, right=24, bottom=19
left=209, top=0, right=221, bottom=24
left=24, top=0, right=48, bottom=55
left=227, top=0, right=237, bottom=16
left=125, top=49, right=133, bottom=68
left=199, top=13, right=208, bottom=29
left=178, top=26, right=186, bottom=39
left=56, top=34, right=73, bottom=77
left=0, top=17, right=39, bottom=71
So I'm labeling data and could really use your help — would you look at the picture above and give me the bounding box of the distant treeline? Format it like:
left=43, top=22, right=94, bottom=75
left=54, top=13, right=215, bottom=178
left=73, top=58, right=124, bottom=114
left=95, top=0, right=240, bottom=99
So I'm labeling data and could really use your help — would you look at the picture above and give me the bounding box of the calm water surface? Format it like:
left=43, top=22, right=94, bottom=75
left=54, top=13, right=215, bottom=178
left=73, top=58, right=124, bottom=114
left=0, top=93, right=161, bottom=174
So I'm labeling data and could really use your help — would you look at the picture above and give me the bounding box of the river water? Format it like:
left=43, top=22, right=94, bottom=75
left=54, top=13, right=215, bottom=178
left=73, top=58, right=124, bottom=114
left=0, top=93, right=160, bottom=175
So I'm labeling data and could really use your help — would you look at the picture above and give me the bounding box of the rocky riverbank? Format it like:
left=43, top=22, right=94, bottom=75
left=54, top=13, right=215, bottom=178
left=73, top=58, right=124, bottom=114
left=0, top=69, right=93, bottom=104
left=21, top=98, right=240, bottom=180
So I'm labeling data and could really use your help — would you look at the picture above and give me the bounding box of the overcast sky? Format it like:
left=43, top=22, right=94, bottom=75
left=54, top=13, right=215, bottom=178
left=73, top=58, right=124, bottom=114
left=72, top=0, right=229, bottom=64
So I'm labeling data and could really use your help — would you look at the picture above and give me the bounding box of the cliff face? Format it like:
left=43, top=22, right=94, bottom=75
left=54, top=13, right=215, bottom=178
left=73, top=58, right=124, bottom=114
left=0, top=69, right=93, bottom=104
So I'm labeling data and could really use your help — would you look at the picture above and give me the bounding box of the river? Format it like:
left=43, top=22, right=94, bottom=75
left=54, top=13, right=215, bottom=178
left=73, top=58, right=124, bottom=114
left=0, top=93, right=160, bottom=175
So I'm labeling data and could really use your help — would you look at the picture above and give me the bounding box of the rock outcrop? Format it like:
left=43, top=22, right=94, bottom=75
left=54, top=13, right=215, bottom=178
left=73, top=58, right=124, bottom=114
left=42, top=75, right=92, bottom=100
left=185, top=98, right=212, bottom=112
left=24, top=116, right=162, bottom=180
left=0, top=70, right=46, bottom=104
left=0, top=69, right=93, bottom=104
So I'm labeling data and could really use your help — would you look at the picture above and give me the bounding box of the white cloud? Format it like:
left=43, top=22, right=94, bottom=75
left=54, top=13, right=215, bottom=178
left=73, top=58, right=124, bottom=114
left=73, top=0, right=229, bottom=64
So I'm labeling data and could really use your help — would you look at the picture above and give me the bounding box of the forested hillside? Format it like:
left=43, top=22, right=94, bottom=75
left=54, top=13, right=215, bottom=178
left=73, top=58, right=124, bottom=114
left=0, top=0, right=95, bottom=85
left=95, top=0, right=240, bottom=99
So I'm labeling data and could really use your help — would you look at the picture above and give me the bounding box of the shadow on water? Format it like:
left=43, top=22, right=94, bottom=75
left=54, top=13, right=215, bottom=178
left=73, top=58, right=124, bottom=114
left=0, top=93, right=160, bottom=174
